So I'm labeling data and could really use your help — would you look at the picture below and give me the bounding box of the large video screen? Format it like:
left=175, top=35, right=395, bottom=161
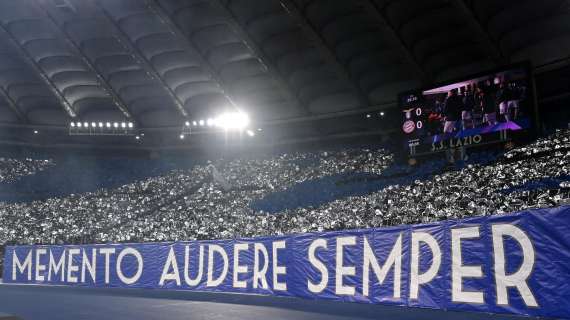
left=400, top=64, right=535, bottom=155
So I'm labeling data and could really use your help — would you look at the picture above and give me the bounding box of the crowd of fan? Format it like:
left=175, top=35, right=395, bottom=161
left=0, top=158, right=54, bottom=183
left=0, top=130, right=568, bottom=251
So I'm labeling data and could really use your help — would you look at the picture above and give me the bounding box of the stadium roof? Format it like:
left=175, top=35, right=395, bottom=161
left=0, top=0, right=569, bottom=149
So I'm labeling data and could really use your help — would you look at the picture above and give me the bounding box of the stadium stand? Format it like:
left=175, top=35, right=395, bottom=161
left=0, top=158, right=54, bottom=183
left=0, top=130, right=567, bottom=253
left=0, top=156, right=193, bottom=202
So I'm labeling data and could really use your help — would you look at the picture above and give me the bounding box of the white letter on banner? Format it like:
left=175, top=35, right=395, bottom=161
left=184, top=245, right=204, bottom=286
left=81, top=249, right=97, bottom=283
left=410, top=232, right=442, bottom=300
left=160, top=247, right=181, bottom=286
left=116, top=248, right=143, bottom=285
left=12, top=250, right=32, bottom=281
left=335, top=236, right=356, bottom=296
left=308, top=239, right=328, bottom=293
left=362, top=234, right=402, bottom=298
left=233, top=243, right=249, bottom=288
left=253, top=243, right=269, bottom=289
left=207, top=245, right=229, bottom=287
left=67, top=249, right=80, bottom=283
left=492, top=224, right=538, bottom=307
left=272, top=241, right=287, bottom=291
left=99, top=248, right=115, bottom=284
left=451, top=227, right=484, bottom=304
left=48, top=250, right=66, bottom=282
left=35, top=248, right=47, bottom=281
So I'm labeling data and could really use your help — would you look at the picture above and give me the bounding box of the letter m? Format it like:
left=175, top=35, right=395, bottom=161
left=12, top=250, right=32, bottom=281
left=48, top=250, right=66, bottom=282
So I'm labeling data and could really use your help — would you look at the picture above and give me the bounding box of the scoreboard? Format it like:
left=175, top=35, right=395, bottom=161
left=398, top=63, right=536, bottom=157
left=400, top=92, right=431, bottom=152
left=401, top=93, right=423, bottom=135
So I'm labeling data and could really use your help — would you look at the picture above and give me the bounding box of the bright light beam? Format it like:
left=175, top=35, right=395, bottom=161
left=214, top=111, right=250, bottom=130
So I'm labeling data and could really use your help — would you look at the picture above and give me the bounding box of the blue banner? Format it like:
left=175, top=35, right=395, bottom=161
left=4, top=206, right=570, bottom=319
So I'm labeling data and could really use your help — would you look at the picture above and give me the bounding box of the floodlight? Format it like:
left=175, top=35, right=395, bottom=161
left=214, top=111, right=250, bottom=130
left=70, top=122, right=75, bottom=127
left=199, top=120, right=205, bottom=126
left=207, top=118, right=214, bottom=127
left=91, top=122, right=96, bottom=128
left=185, top=121, right=190, bottom=127
left=99, top=122, right=103, bottom=128
left=77, top=122, right=82, bottom=128
left=192, top=121, right=197, bottom=126
left=106, top=122, right=111, bottom=128
left=113, top=122, right=119, bottom=128
left=179, top=134, right=185, bottom=140
left=128, top=122, right=133, bottom=128
left=121, top=122, right=126, bottom=128
left=84, top=122, right=89, bottom=127
left=246, top=130, right=255, bottom=137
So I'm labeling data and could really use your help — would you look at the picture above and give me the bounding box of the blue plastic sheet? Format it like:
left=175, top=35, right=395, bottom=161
left=4, top=206, right=570, bottom=319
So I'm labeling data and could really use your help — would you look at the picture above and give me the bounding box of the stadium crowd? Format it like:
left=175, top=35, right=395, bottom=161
left=0, top=158, right=54, bottom=183
left=0, top=130, right=568, bottom=254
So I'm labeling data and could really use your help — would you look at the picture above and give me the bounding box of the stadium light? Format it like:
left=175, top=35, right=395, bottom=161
left=192, top=121, right=197, bottom=126
left=185, top=121, right=190, bottom=127
left=207, top=118, right=214, bottom=127
left=68, top=120, right=136, bottom=136
left=246, top=129, right=255, bottom=137
left=366, top=114, right=371, bottom=119
left=199, top=120, right=205, bottom=126
left=33, top=130, right=38, bottom=134
left=214, top=111, right=250, bottom=130
left=179, top=134, right=185, bottom=140
left=380, top=111, right=385, bottom=117
left=135, top=135, right=140, bottom=140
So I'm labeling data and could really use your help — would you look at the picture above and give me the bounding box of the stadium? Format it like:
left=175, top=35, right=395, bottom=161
left=0, top=0, right=569, bottom=319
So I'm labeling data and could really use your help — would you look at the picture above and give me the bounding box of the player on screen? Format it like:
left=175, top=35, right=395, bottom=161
left=496, top=82, right=513, bottom=122
left=477, top=87, right=497, bottom=126
left=508, top=82, right=525, bottom=121
left=442, top=89, right=463, bottom=133
left=461, top=85, right=475, bottom=130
